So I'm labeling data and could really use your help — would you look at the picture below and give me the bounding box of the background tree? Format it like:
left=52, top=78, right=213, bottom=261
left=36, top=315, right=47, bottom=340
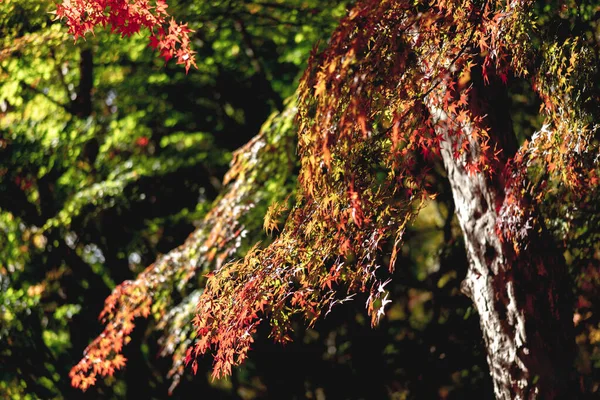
left=1, top=0, right=600, bottom=399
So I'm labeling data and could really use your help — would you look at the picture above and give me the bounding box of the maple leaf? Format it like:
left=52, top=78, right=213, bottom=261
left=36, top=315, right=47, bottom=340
left=148, top=35, right=161, bottom=50
left=71, top=373, right=82, bottom=388
left=112, top=354, right=127, bottom=370
left=314, top=79, right=326, bottom=98
left=456, top=110, right=469, bottom=125
left=457, top=92, right=468, bottom=107
left=263, top=197, right=290, bottom=235
left=155, top=0, right=169, bottom=15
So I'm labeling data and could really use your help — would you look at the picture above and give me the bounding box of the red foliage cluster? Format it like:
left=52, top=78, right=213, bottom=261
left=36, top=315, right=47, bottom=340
left=54, top=0, right=197, bottom=72
left=69, top=279, right=151, bottom=390
left=188, top=0, right=513, bottom=379
left=62, top=0, right=599, bottom=391
left=189, top=0, right=598, bottom=380
left=69, top=106, right=298, bottom=391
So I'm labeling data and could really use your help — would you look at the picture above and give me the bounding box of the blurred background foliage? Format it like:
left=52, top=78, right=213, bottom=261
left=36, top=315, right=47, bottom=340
left=0, top=0, right=599, bottom=399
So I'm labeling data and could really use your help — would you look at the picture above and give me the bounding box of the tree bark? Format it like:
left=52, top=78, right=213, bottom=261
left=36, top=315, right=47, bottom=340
left=430, top=78, right=577, bottom=399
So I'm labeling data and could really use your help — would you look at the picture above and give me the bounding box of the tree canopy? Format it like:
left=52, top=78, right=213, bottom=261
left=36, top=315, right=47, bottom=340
left=1, top=0, right=599, bottom=399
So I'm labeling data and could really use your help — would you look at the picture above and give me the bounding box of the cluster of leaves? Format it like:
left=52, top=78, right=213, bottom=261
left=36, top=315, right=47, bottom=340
left=497, top=9, right=599, bottom=254
left=189, top=0, right=498, bottom=378
left=69, top=101, right=298, bottom=392
left=54, top=0, right=197, bottom=72
left=189, top=0, right=599, bottom=381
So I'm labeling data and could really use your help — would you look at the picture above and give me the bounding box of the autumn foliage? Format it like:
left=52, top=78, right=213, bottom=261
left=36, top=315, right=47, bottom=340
left=55, top=0, right=197, bottom=72
left=68, top=104, right=298, bottom=392
left=50, top=0, right=599, bottom=394
left=190, top=0, right=597, bottom=380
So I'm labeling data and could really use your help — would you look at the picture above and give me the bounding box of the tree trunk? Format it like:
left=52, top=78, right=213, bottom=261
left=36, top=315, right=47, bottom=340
left=73, top=48, right=93, bottom=118
left=431, top=78, right=577, bottom=399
